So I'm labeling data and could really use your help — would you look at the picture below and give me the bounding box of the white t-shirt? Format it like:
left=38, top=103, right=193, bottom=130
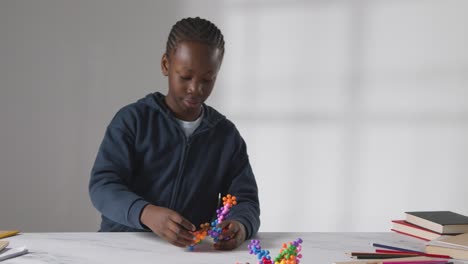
left=176, top=110, right=204, bottom=138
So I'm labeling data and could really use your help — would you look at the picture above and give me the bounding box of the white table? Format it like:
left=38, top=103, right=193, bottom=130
left=2, top=232, right=465, bottom=263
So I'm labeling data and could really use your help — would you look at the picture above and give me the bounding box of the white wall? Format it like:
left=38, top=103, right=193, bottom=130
left=1, top=0, right=467, bottom=232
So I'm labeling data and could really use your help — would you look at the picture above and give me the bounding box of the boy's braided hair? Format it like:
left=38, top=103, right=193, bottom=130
left=166, top=17, right=225, bottom=58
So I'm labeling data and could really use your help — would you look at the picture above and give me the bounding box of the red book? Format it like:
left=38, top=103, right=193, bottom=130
left=391, top=220, right=449, bottom=241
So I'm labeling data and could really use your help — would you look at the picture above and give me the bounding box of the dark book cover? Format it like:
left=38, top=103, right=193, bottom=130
left=406, top=211, right=468, bottom=225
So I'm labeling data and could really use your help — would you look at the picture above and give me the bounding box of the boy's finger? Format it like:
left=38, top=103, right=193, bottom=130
left=170, top=239, right=187, bottom=248
left=219, top=222, right=238, bottom=239
left=214, top=238, right=238, bottom=251
left=170, top=214, right=196, bottom=231
left=167, top=221, right=196, bottom=243
left=218, top=220, right=229, bottom=228
left=181, top=218, right=196, bottom=232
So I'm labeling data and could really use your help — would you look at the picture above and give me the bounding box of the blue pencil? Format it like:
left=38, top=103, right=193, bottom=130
left=371, top=243, right=423, bottom=253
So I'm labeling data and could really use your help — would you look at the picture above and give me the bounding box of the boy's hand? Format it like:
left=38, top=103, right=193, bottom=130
left=140, top=204, right=196, bottom=247
left=213, top=219, right=246, bottom=250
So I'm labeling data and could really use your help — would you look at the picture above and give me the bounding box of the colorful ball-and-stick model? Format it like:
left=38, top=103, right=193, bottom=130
left=188, top=194, right=237, bottom=251
left=247, top=238, right=303, bottom=264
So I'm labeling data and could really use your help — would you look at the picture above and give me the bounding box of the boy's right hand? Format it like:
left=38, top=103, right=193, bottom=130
left=140, top=204, right=196, bottom=247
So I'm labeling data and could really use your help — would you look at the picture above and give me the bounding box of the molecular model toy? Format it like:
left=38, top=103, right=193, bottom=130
left=244, top=238, right=303, bottom=264
left=188, top=194, right=237, bottom=251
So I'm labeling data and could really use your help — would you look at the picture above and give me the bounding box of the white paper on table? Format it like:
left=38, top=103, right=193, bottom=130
left=0, top=246, right=28, bottom=262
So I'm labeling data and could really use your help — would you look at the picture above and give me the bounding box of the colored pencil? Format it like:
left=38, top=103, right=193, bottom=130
left=375, top=249, right=451, bottom=259
left=372, top=243, right=423, bottom=253
left=356, top=254, right=416, bottom=259
left=382, top=261, right=451, bottom=264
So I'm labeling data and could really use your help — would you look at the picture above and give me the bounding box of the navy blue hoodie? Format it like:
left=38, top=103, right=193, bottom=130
left=89, top=92, right=260, bottom=239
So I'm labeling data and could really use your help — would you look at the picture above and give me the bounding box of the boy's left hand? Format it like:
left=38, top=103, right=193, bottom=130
left=213, top=219, right=246, bottom=250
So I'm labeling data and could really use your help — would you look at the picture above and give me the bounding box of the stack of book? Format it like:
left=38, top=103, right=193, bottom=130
left=426, top=233, right=468, bottom=260
left=335, top=242, right=453, bottom=264
left=332, top=212, right=468, bottom=264
left=391, top=211, right=468, bottom=241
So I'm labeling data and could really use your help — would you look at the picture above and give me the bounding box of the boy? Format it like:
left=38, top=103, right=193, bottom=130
left=89, top=17, right=260, bottom=250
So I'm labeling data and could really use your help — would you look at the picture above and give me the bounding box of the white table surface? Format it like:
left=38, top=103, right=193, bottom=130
left=2, top=232, right=466, bottom=263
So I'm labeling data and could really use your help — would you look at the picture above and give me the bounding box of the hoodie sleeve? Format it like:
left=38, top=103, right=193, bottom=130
left=89, top=112, right=149, bottom=230
left=225, top=128, right=260, bottom=240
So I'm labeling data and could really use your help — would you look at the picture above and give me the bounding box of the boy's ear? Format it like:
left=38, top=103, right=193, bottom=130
left=161, top=53, right=169, bottom=76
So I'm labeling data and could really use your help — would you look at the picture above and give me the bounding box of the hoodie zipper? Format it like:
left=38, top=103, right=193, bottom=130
left=165, top=108, right=215, bottom=210
left=168, top=124, right=210, bottom=210
left=168, top=136, right=191, bottom=210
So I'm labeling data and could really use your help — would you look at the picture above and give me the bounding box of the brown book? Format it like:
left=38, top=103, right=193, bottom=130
left=405, top=211, right=468, bottom=234
left=425, top=233, right=468, bottom=260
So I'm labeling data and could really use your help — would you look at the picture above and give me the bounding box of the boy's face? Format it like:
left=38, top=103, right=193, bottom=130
left=162, top=41, right=223, bottom=121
